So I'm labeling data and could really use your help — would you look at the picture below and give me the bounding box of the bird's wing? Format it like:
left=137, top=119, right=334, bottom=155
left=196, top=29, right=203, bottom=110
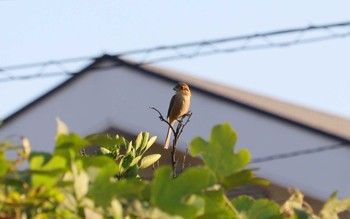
left=167, top=95, right=176, bottom=118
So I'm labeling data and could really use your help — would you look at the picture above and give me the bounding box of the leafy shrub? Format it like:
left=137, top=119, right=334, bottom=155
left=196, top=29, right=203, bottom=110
left=0, top=120, right=349, bottom=218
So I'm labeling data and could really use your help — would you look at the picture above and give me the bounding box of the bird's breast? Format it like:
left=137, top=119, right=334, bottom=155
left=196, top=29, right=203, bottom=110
left=169, top=94, right=191, bottom=120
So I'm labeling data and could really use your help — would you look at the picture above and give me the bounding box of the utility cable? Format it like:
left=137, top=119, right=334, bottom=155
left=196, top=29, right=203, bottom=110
left=1, top=20, right=350, bottom=82
left=251, top=141, right=349, bottom=164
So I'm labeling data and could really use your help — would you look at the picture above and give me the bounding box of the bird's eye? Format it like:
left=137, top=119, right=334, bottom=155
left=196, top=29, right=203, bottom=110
left=181, top=86, right=184, bottom=90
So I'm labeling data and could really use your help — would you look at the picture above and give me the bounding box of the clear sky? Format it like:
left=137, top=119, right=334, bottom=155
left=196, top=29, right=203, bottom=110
left=1, top=0, right=350, bottom=120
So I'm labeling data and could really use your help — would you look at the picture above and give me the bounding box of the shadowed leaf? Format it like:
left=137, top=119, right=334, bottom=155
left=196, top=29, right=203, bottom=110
left=151, top=166, right=213, bottom=218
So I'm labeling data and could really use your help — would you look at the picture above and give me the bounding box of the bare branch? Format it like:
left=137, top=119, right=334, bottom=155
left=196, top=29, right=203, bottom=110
left=150, top=107, right=176, bottom=134
left=151, top=106, right=192, bottom=178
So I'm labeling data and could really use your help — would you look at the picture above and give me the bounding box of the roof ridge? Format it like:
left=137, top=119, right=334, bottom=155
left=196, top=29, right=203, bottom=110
left=2, top=54, right=350, bottom=141
left=139, top=62, right=350, bottom=141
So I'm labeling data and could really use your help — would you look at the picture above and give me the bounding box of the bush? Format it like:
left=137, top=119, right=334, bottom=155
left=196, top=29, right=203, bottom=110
left=0, top=120, right=349, bottom=218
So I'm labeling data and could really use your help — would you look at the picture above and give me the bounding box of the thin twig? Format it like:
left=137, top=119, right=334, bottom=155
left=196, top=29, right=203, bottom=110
left=171, top=113, right=192, bottom=178
left=182, top=146, right=189, bottom=172
left=177, top=112, right=192, bottom=138
left=150, top=107, right=176, bottom=134
left=150, top=107, right=192, bottom=178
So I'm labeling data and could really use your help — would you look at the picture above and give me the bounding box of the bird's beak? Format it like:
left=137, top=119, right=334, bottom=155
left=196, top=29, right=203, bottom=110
left=173, top=86, right=179, bottom=91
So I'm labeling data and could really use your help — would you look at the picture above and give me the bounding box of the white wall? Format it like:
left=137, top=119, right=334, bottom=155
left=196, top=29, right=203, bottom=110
left=1, top=64, right=349, bottom=201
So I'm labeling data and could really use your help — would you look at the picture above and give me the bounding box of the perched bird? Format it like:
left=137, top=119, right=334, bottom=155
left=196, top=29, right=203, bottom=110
left=164, top=82, right=191, bottom=149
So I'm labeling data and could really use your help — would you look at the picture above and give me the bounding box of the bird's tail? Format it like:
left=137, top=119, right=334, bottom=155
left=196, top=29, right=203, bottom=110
left=164, top=125, right=173, bottom=149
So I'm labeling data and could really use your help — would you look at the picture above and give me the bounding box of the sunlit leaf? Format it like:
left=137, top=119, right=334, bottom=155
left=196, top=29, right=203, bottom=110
left=320, top=192, right=350, bottom=219
left=29, top=152, right=52, bottom=169
left=190, top=123, right=251, bottom=179
left=21, top=137, right=31, bottom=158
left=145, top=136, right=157, bottom=152
left=56, top=117, right=69, bottom=137
left=110, top=199, right=123, bottom=219
left=74, top=170, right=89, bottom=201
left=135, top=133, right=143, bottom=150
left=30, top=155, right=67, bottom=187
left=84, top=207, right=103, bottom=219
left=140, top=132, right=149, bottom=151
left=281, top=189, right=304, bottom=217
left=130, top=155, right=142, bottom=167
left=139, top=154, right=161, bottom=169
left=100, top=147, right=111, bottom=155
left=126, top=141, right=133, bottom=154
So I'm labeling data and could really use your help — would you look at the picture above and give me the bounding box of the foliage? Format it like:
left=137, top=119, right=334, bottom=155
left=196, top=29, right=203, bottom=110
left=0, top=121, right=349, bottom=218
left=86, top=131, right=160, bottom=179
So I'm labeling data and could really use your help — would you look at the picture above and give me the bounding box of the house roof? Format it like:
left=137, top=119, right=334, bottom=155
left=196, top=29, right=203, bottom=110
left=3, top=54, right=350, bottom=143
left=141, top=62, right=350, bottom=142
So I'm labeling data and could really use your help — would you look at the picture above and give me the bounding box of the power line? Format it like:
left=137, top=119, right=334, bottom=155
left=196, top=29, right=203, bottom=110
left=250, top=141, right=349, bottom=164
left=1, top=20, right=350, bottom=82
left=0, top=56, right=94, bottom=72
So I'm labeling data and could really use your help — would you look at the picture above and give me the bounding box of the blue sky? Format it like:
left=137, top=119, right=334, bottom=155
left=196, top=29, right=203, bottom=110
left=1, top=0, right=350, bottom=120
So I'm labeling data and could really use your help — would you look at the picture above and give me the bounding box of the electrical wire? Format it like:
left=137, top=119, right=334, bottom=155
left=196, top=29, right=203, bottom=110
left=250, top=141, right=349, bottom=164
left=1, top=20, right=350, bottom=83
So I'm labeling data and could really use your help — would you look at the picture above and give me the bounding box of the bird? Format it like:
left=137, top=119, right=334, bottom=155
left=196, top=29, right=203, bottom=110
left=164, top=82, right=191, bottom=149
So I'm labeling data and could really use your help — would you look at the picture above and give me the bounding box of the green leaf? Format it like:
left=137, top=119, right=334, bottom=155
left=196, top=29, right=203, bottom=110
left=139, top=154, right=161, bottom=169
left=81, top=156, right=118, bottom=181
left=30, top=155, right=67, bottom=187
left=199, top=189, right=236, bottom=219
left=294, top=209, right=310, bottom=219
left=89, top=162, right=119, bottom=207
left=231, top=195, right=255, bottom=212
left=56, top=117, right=69, bottom=137
left=130, top=155, right=142, bottom=167
left=114, top=178, right=150, bottom=200
left=121, top=154, right=133, bottom=169
left=21, top=137, right=31, bottom=158
left=190, top=123, right=251, bottom=179
left=145, top=136, right=157, bottom=152
left=151, top=166, right=213, bottom=218
left=86, top=134, right=125, bottom=150
left=74, top=170, right=89, bottom=201
left=281, top=190, right=304, bottom=217
left=29, top=152, right=52, bottom=169
left=140, top=132, right=149, bottom=151
left=99, top=147, right=111, bottom=155
left=222, top=169, right=269, bottom=190
left=320, top=192, right=350, bottom=219
left=135, top=132, right=143, bottom=150
left=232, top=196, right=281, bottom=219
left=126, top=141, right=133, bottom=154
left=110, top=199, right=123, bottom=219
left=0, top=158, right=8, bottom=176
left=55, top=133, right=90, bottom=152
left=123, top=165, right=138, bottom=178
